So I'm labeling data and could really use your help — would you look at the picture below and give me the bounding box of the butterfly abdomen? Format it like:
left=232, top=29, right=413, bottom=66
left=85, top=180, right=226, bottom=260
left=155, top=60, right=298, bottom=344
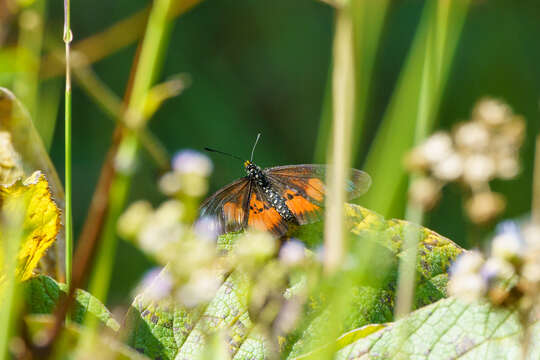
left=247, top=162, right=296, bottom=223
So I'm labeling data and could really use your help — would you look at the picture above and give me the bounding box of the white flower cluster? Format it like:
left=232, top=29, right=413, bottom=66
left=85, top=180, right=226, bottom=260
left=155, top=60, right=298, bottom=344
left=448, top=221, right=540, bottom=310
left=406, top=98, right=525, bottom=224
left=159, top=149, right=213, bottom=197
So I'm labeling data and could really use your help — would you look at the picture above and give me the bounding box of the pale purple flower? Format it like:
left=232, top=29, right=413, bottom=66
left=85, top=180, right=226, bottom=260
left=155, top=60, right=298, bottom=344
left=492, top=221, right=524, bottom=260
left=137, top=267, right=174, bottom=302
left=279, top=239, right=306, bottom=266
left=172, top=150, right=213, bottom=176
left=193, top=216, right=220, bottom=243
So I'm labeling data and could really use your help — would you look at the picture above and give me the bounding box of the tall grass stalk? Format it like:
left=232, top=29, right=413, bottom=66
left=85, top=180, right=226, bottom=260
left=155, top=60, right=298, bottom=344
left=532, top=135, right=540, bottom=224
left=63, top=0, right=73, bottom=293
left=85, top=0, right=174, bottom=323
left=14, top=0, right=45, bottom=122
left=314, top=1, right=390, bottom=163
left=360, top=0, right=471, bottom=219
left=324, top=5, right=355, bottom=274
left=394, top=0, right=450, bottom=320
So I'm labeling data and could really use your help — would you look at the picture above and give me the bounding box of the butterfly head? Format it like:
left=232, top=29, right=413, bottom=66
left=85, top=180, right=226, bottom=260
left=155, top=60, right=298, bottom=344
left=244, top=160, right=258, bottom=174
left=244, top=160, right=266, bottom=183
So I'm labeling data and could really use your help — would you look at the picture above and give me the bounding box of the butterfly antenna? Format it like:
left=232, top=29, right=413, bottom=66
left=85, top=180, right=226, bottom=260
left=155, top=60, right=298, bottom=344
left=250, top=133, right=261, bottom=162
left=204, top=147, right=243, bottom=161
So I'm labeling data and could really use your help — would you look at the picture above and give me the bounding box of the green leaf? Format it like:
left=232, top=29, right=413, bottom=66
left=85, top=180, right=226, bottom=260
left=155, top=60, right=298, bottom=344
left=285, top=205, right=462, bottom=358
left=0, top=172, right=61, bottom=281
left=24, top=314, right=146, bottom=360
left=291, top=324, right=387, bottom=360
left=335, top=297, right=540, bottom=359
left=123, top=204, right=462, bottom=360
left=0, top=87, right=65, bottom=279
left=24, top=275, right=120, bottom=331
left=124, top=271, right=253, bottom=360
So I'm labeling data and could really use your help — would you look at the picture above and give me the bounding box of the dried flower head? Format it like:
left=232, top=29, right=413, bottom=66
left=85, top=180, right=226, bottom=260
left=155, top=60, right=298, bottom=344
left=462, top=154, right=495, bottom=184
left=432, top=153, right=463, bottom=181
left=408, top=177, right=441, bottom=210
left=465, top=191, right=505, bottom=225
left=473, top=98, right=511, bottom=127
left=405, top=97, right=524, bottom=224
left=420, top=132, right=453, bottom=165
left=454, top=122, right=489, bottom=152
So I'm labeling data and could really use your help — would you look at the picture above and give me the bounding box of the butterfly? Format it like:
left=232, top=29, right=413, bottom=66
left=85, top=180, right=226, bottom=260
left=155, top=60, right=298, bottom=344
left=200, top=135, right=371, bottom=237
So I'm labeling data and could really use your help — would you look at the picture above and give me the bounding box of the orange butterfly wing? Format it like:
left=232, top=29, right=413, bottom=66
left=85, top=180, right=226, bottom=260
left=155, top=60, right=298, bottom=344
left=199, top=178, right=251, bottom=234
left=246, top=186, right=288, bottom=236
left=266, top=165, right=371, bottom=225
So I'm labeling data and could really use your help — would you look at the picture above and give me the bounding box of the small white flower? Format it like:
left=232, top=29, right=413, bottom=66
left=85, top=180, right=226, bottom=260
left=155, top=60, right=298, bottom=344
left=523, top=224, right=540, bottom=248
left=448, top=273, right=487, bottom=303
left=432, top=153, right=463, bottom=181
left=172, top=150, right=213, bottom=176
left=408, top=177, right=441, bottom=210
left=454, top=122, right=490, bottom=152
left=474, top=98, right=511, bottom=127
left=155, top=199, right=185, bottom=222
left=138, top=222, right=185, bottom=255
left=463, top=154, right=495, bottom=184
left=481, top=257, right=515, bottom=283
left=117, top=200, right=153, bottom=240
left=495, top=156, right=519, bottom=180
left=193, top=216, right=220, bottom=243
left=522, top=262, right=540, bottom=283
left=420, top=132, right=453, bottom=165
left=137, top=200, right=186, bottom=254
left=279, top=239, right=306, bottom=266
left=158, top=171, right=182, bottom=196
left=450, top=251, right=485, bottom=277
left=136, top=267, right=174, bottom=302
left=492, top=232, right=523, bottom=261
left=176, top=269, right=221, bottom=307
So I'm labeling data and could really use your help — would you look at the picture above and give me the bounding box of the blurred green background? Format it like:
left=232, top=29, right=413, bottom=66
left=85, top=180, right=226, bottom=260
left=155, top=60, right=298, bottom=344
left=5, top=0, right=540, bottom=305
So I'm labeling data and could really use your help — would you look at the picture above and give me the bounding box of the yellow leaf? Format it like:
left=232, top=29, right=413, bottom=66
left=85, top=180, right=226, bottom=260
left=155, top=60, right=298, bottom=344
left=0, top=171, right=61, bottom=280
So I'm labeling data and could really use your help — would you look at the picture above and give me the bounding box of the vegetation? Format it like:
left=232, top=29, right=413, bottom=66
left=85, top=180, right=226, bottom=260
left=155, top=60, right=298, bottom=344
left=0, top=0, right=539, bottom=359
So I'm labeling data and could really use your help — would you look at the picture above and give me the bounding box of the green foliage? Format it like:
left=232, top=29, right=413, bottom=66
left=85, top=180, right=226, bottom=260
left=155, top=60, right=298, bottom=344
left=123, top=204, right=462, bottom=359
left=24, top=315, right=145, bottom=360
left=335, top=297, right=540, bottom=359
left=23, top=275, right=119, bottom=331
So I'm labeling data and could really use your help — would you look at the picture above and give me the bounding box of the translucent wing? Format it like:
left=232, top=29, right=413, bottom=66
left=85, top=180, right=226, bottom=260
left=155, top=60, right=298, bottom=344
left=265, top=164, right=371, bottom=225
left=199, top=177, right=252, bottom=234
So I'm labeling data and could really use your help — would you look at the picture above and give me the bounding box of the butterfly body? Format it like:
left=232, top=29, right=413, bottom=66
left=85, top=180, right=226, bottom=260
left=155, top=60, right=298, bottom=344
left=200, top=161, right=371, bottom=238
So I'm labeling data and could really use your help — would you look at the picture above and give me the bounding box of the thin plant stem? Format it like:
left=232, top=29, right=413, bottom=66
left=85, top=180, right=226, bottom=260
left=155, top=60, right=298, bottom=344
left=14, top=0, right=46, bottom=122
left=324, top=6, right=355, bottom=274
left=41, top=0, right=203, bottom=79
left=72, top=64, right=171, bottom=170
left=532, top=135, right=540, bottom=224
left=395, top=1, right=439, bottom=321
left=63, top=0, right=73, bottom=293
